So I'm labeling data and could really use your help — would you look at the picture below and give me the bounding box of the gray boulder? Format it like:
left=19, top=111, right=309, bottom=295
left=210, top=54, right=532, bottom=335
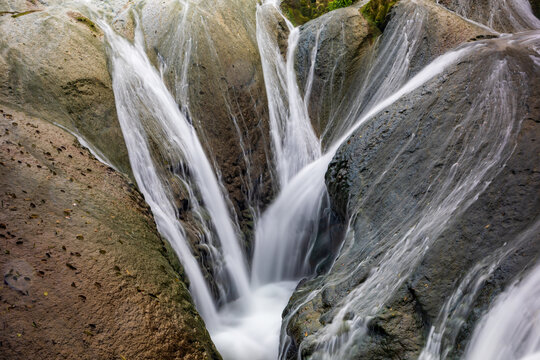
left=283, top=32, right=540, bottom=359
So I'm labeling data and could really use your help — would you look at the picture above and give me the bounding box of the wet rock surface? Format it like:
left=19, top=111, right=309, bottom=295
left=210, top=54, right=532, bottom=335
left=295, top=0, right=491, bottom=145
left=140, top=0, right=274, bottom=259
left=284, top=34, right=540, bottom=359
left=437, top=0, right=540, bottom=32
left=0, top=0, right=275, bottom=301
left=0, top=108, right=220, bottom=359
left=295, top=7, right=378, bottom=137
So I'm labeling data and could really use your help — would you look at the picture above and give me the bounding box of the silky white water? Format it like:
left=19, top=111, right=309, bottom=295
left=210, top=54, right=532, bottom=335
left=97, top=2, right=299, bottom=358
left=465, top=260, right=540, bottom=360
left=64, top=0, right=540, bottom=358
left=438, top=0, right=540, bottom=32
left=212, top=281, right=297, bottom=360
left=419, top=219, right=540, bottom=360
left=283, top=44, right=520, bottom=360
left=99, top=0, right=474, bottom=355
left=104, top=19, right=221, bottom=326
left=256, top=1, right=321, bottom=187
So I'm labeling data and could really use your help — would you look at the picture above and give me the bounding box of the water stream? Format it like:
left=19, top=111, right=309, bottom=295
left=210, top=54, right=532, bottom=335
left=464, top=258, right=540, bottom=360
left=68, top=0, right=540, bottom=358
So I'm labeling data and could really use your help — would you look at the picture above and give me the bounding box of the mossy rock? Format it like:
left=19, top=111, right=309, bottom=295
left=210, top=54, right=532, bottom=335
left=361, top=0, right=398, bottom=30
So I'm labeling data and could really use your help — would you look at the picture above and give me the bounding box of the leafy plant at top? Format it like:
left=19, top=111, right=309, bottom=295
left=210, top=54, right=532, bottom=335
left=327, top=0, right=353, bottom=11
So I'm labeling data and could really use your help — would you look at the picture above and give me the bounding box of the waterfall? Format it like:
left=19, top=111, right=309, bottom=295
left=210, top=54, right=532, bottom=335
left=419, top=219, right=540, bottom=360
left=278, top=42, right=502, bottom=359
left=252, top=0, right=440, bottom=286
left=437, top=0, right=540, bottom=32
left=255, top=2, right=321, bottom=187
left=464, top=258, right=540, bottom=360
left=101, top=18, right=251, bottom=326
left=252, top=41, right=476, bottom=286
left=319, top=0, right=427, bottom=145
left=98, top=0, right=475, bottom=357
left=61, top=0, right=540, bottom=358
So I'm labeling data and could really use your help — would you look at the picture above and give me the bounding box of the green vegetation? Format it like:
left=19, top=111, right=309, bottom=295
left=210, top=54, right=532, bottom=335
left=281, top=0, right=355, bottom=26
left=361, top=0, right=398, bottom=30
left=327, top=0, right=353, bottom=12
left=280, top=0, right=398, bottom=27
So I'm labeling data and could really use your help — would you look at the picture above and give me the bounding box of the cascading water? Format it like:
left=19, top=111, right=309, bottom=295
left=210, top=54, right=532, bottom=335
left=437, top=0, right=540, bottom=32
left=98, top=1, right=308, bottom=358
left=464, top=258, right=540, bottom=360
left=419, top=219, right=540, bottom=360
left=64, top=0, right=540, bottom=359
left=102, top=18, right=252, bottom=325
left=102, top=12, right=292, bottom=357
left=278, top=40, right=515, bottom=359
left=252, top=0, right=443, bottom=287
left=267, top=2, right=539, bottom=360
left=255, top=0, right=321, bottom=186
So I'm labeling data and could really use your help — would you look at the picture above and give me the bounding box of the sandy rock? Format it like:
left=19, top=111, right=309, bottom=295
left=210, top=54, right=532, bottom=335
left=0, top=107, right=220, bottom=359
left=0, top=5, right=131, bottom=175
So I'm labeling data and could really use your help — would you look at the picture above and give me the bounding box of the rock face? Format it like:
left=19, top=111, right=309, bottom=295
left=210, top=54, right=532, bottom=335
left=283, top=31, right=540, bottom=359
left=0, top=0, right=274, bottom=299
left=295, top=7, right=379, bottom=138
left=0, top=4, right=131, bottom=175
left=0, top=107, right=221, bottom=359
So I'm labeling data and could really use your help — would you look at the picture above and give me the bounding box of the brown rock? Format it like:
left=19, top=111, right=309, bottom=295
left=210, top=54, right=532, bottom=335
left=0, top=108, right=220, bottom=359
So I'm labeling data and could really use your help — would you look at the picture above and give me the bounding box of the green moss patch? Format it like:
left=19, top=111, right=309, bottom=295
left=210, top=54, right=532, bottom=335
left=281, top=0, right=354, bottom=26
left=66, top=11, right=100, bottom=33
left=10, top=10, right=41, bottom=18
left=75, top=16, right=99, bottom=33
left=327, top=0, right=353, bottom=11
left=361, top=0, right=398, bottom=31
